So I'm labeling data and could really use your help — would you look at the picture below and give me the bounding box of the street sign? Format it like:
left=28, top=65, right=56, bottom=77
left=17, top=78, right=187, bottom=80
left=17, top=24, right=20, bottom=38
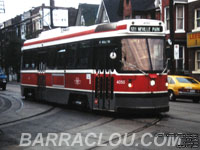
left=187, top=32, right=200, bottom=48
left=174, top=44, right=179, bottom=60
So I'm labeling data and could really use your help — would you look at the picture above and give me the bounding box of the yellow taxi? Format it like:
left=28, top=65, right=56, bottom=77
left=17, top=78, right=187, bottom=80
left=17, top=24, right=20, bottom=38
left=167, top=75, right=200, bottom=103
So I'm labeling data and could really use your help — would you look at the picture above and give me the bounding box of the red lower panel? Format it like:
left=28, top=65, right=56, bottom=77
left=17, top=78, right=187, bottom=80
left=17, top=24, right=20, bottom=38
left=21, top=73, right=167, bottom=93
left=65, top=74, right=93, bottom=90
left=113, top=74, right=167, bottom=92
left=52, top=75, right=64, bottom=86
left=21, top=73, right=38, bottom=85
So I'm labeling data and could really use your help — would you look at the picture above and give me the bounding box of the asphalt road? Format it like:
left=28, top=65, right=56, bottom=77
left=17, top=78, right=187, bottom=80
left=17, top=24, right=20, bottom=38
left=0, top=83, right=199, bottom=150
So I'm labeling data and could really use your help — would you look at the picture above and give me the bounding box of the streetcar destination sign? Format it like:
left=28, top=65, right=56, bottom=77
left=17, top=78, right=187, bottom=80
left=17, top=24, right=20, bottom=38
left=130, top=26, right=163, bottom=32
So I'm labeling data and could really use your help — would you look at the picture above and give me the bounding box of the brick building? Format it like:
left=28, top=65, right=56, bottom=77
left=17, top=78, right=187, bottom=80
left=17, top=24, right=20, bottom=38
left=0, top=4, right=77, bottom=81
left=187, top=0, right=200, bottom=80
left=160, top=0, right=190, bottom=74
left=95, top=0, right=158, bottom=24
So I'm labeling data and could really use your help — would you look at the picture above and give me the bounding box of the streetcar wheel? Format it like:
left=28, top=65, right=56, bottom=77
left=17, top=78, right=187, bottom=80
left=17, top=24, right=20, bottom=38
left=68, top=94, right=89, bottom=111
left=169, top=90, right=176, bottom=101
left=24, top=89, right=35, bottom=100
left=193, top=98, right=200, bottom=103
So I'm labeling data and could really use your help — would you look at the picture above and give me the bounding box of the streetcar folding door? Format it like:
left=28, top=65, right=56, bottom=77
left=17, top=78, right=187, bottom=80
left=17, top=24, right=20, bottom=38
left=37, top=51, right=47, bottom=100
left=93, top=47, right=115, bottom=111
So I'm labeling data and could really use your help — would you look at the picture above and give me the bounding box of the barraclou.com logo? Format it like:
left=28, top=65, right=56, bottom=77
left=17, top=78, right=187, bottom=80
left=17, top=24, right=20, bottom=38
left=19, top=132, right=198, bottom=148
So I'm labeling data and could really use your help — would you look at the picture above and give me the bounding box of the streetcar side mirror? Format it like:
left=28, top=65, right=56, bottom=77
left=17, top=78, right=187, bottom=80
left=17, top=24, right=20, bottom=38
left=109, top=51, right=117, bottom=72
left=110, top=52, right=117, bottom=60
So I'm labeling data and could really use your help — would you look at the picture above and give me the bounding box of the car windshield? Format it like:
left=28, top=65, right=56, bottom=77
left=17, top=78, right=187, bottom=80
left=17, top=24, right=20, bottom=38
left=176, top=77, right=199, bottom=84
left=121, top=38, right=164, bottom=71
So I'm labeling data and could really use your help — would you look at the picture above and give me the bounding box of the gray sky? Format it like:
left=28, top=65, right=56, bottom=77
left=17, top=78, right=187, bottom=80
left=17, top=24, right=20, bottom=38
left=0, top=0, right=101, bottom=23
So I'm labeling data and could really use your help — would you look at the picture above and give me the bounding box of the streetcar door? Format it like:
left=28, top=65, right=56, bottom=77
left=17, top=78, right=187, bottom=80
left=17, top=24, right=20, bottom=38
left=93, top=47, right=116, bottom=111
left=37, top=51, right=47, bottom=100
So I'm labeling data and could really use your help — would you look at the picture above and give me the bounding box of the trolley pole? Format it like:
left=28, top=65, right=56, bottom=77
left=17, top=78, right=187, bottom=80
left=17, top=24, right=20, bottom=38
left=169, top=0, right=175, bottom=74
left=50, top=0, right=55, bottom=29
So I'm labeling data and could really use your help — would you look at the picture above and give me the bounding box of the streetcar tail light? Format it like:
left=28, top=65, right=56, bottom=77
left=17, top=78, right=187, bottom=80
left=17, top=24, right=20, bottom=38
left=94, top=98, right=98, bottom=105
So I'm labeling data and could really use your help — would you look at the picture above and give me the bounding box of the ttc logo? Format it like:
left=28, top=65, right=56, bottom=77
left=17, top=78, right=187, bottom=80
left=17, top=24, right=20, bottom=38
left=74, top=77, right=81, bottom=85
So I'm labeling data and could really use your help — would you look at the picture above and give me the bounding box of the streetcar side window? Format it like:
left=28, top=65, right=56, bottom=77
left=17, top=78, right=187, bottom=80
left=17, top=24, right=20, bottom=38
left=47, top=48, right=57, bottom=69
left=93, top=38, right=121, bottom=70
left=56, top=48, right=66, bottom=69
left=36, top=50, right=48, bottom=70
left=46, top=45, right=66, bottom=70
left=76, top=41, right=91, bottom=69
left=22, top=51, right=37, bottom=70
left=66, top=43, right=77, bottom=69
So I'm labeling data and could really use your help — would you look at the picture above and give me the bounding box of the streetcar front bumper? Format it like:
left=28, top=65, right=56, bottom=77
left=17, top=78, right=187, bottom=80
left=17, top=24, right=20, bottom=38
left=115, top=93, right=169, bottom=113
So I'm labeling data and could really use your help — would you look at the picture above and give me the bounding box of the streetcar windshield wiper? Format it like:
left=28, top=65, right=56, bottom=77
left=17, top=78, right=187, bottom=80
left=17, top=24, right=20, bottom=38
left=162, top=58, right=170, bottom=74
left=121, top=60, right=148, bottom=75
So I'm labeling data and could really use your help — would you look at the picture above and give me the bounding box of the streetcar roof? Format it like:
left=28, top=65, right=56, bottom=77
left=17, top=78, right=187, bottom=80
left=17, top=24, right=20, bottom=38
left=22, top=19, right=165, bottom=51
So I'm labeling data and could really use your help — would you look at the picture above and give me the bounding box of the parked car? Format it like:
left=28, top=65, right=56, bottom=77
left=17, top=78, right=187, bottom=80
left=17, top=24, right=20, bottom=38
left=0, top=68, right=7, bottom=90
left=167, top=75, right=200, bottom=103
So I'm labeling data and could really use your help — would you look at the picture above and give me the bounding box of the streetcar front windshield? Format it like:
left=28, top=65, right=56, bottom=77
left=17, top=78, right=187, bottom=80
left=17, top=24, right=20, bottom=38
left=121, top=38, right=164, bottom=71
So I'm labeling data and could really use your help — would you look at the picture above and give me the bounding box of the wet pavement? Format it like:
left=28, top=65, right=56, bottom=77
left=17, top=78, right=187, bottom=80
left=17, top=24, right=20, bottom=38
left=0, top=83, right=200, bottom=150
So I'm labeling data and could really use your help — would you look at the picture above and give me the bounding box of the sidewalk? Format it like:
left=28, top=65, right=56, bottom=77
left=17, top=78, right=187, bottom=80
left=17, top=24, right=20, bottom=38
left=7, top=81, right=20, bottom=85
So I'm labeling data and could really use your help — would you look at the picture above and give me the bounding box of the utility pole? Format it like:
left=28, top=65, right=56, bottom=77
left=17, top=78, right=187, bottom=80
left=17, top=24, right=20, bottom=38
left=0, top=0, right=5, bottom=14
left=50, top=0, right=55, bottom=29
left=0, top=0, right=5, bottom=69
left=169, top=0, right=175, bottom=74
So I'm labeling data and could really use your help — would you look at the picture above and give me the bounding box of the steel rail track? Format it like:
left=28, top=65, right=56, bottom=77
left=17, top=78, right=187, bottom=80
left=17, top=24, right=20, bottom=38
left=87, top=114, right=163, bottom=150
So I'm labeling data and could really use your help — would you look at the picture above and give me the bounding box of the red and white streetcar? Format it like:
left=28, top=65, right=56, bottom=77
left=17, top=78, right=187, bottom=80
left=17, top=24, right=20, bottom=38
left=21, top=19, right=169, bottom=112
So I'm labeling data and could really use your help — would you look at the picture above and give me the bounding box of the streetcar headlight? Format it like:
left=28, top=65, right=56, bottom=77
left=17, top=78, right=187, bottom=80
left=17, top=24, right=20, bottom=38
left=166, top=82, right=168, bottom=87
left=128, top=83, right=133, bottom=88
left=150, top=80, right=155, bottom=86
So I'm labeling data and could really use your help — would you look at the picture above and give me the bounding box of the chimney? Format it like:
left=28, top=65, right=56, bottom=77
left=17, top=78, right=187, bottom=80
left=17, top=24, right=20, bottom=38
left=50, top=0, right=55, bottom=7
left=50, top=0, right=55, bottom=28
left=123, top=0, right=132, bottom=19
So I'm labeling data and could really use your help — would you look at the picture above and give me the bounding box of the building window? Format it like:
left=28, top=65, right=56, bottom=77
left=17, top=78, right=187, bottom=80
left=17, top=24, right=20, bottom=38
left=195, top=51, right=200, bottom=71
left=164, top=7, right=170, bottom=31
left=176, top=46, right=185, bottom=70
left=195, top=9, right=200, bottom=30
left=176, top=5, right=184, bottom=32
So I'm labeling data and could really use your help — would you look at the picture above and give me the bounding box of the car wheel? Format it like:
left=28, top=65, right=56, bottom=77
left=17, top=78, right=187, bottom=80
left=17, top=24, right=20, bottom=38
left=169, top=90, right=176, bottom=101
left=2, top=85, right=6, bottom=91
left=193, top=98, right=200, bottom=103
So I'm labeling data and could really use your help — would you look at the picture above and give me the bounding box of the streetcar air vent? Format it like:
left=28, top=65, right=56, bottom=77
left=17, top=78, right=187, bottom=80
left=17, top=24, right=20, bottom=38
left=95, top=23, right=117, bottom=32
